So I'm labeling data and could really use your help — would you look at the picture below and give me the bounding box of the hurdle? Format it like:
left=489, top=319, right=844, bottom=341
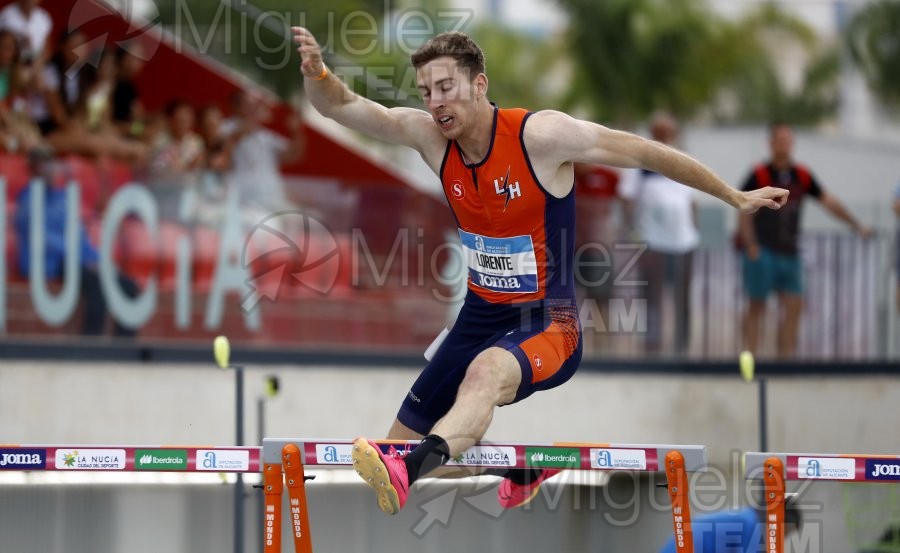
left=0, top=444, right=261, bottom=472
left=0, top=441, right=708, bottom=551
left=745, top=451, right=900, bottom=553
left=262, top=438, right=709, bottom=553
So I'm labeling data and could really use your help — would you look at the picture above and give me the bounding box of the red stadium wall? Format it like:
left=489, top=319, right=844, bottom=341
left=1, top=0, right=456, bottom=349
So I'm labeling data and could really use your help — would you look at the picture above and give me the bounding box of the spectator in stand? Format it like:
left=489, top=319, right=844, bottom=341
left=0, top=28, right=17, bottom=102
left=573, top=162, right=620, bottom=352
left=14, top=173, right=139, bottom=337
left=175, top=103, right=233, bottom=228
left=198, top=104, right=232, bottom=174
left=221, top=89, right=305, bottom=224
left=32, top=30, right=146, bottom=162
left=0, top=0, right=52, bottom=64
left=147, top=99, right=205, bottom=221
left=80, top=51, right=116, bottom=132
left=0, top=29, right=24, bottom=149
left=150, top=99, right=204, bottom=175
left=112, top=44, right=146, bottom=139
left=0, top=28, right=45, bottom=154
left=619, top=112, right=699, bottom=355
left=739, top=123, right=873, bottom=358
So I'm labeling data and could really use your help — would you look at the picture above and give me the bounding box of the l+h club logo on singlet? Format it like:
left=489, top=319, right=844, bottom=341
left=494, top=166, right=522, bottom=211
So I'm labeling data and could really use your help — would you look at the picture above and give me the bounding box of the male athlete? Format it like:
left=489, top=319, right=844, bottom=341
left=292, top=28, right=788, bottom=515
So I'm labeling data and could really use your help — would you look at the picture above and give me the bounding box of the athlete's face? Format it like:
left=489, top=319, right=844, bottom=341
left=416, top=56, right=486, bottom=140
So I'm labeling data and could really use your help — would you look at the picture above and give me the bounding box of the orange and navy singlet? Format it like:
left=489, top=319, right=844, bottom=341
left=396, top=106, right=584, bottom=435
left=441, top=106, right=576, bottom=303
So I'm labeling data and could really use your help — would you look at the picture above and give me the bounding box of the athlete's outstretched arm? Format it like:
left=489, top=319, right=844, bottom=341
left=292, top=27, right=435, bottom=152
left=530, top=110, right=789, bottom=213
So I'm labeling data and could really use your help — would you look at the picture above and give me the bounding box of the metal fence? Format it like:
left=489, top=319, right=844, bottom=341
left=689, top=233, right=894, bottom=360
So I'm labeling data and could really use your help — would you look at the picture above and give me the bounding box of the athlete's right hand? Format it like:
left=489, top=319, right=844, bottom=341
left=291, top=27, right=326, bottom=80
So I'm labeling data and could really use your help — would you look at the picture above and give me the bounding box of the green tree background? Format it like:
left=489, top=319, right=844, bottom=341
left=847, top=0, right=900, bottom=111
left=556, top=0, right=839, bottom=126
left=151, top=0, right=894, bottom=126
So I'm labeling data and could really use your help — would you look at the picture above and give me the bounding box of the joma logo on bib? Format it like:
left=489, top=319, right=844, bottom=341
left=477, top=274, right=521, bottom=290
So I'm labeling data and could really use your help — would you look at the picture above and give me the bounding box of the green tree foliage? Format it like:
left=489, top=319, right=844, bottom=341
left=847, top=0, right=900, bottom=110
left=467, top=23, right=566, bottom=111
left=715, top=4, right=840, bottom=125
left=153, top=0, right=390, bottom=98
left=557, top=0, right=839, bottom=126
left=557, top=0, right=736, bottom=124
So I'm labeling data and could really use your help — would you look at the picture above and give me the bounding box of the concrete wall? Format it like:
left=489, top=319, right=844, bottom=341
left=3, top=361, right=898, bottom=459
left=1, top=361, right=898, bottom=552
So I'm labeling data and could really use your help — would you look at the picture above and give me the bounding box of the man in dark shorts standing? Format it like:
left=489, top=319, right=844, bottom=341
left=739, top=123, right=872, bottom=358
left=293, top=27, right=788, bottom=515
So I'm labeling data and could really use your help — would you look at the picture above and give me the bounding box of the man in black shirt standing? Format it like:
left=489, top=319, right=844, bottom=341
left=739, top=123, right=872, bottom=358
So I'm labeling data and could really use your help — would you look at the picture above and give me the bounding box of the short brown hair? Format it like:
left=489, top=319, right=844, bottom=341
left=410, top=32, right=485, bottom=79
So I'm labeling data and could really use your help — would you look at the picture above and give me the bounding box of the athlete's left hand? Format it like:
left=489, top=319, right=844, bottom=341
left=738, top=186, right=789, bottom=213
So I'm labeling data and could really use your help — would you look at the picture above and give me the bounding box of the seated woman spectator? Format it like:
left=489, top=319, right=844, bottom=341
left=0, top=27, right=21, bottom=150
left=0, top=0, right=52, bottom=65
left=0, top=28, right=16, bottom=102
left=33, top=30, right=146, bottom=163
left=198, top=104, right=232, bottom=174
left=149, top=99, right=204, bottom=175
left=188, top=103, right=233, bottom=227
left=147, top=99, right=205, bottom=221
left=0, top=28, right=44, bottom=154
left=80, top=50, right=117, bottom=133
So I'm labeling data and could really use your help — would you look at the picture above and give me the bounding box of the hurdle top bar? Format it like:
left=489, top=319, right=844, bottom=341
left=263, top=438, right=708, bottom=472
left=0, top=445, right=261, bottom=472
left=745, top=452, right=900, bottom=483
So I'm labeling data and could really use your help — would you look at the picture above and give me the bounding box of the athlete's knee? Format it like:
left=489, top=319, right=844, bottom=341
left=460, top=349, right=520, bottom=402
left=387, top=418, right=425, bottom=441
left=460, top=359, right=498, bottom=392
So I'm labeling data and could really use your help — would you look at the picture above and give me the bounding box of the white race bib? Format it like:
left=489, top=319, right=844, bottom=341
left=459, top=229, right=538, bottom=294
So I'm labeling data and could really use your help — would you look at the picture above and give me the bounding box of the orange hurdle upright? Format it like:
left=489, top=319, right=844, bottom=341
left=263, top=462, right=283, bottom=553
left=763, top=456, right=786, bottom=553
left=263, top=443, right=314, bottom=553
left=665, top=450, right=695, bottom=553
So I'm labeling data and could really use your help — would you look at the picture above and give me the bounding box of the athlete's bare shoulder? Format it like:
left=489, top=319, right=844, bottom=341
left=390, top=106, right=449, bottom=174
left=519, top=110, right=585, bottom=197
left=524, top=109, right=649, bottom=170
left=524, top=111, right=577, bottom=144
left=523, top=110, right=596, bottom=163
